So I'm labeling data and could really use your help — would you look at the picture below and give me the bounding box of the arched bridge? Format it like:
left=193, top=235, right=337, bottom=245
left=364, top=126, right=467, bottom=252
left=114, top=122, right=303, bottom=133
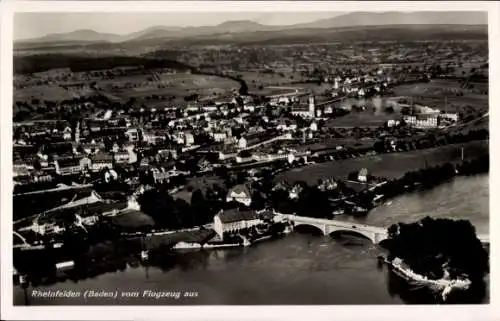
left=278, top=214, right=389, bottom=244
left=276, top=214, right=489, bottom=246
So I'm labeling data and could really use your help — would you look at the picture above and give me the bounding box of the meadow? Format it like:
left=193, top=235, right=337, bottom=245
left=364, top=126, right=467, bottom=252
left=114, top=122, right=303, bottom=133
left=392, top=79, right=488, bottom=112
left=101, top=72, right=239, bottom=105
left=275, top=140, right=488, bottom=185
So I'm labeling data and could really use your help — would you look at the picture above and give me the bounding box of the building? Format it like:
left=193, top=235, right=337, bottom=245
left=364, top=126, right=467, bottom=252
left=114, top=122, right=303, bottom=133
left=114, top=151, right=130, bottom=164
left=126, top=128, right=140, bottom=142
left=226, top=184, right=252, bottom=206
left=143, top=130, right=166, bottom=145
left=90, top=152, right=114, bottom=172
left=82, top=141, right=105, bottom=155
left=387, top=119, right=401, bottom=127
left=212, top=132, right=228, bottom=142
left=151, top=167, right=169, bottom=183
left=403, top=115, right=439, bottom=128
left=358, top=168, right=369, bottom=182
left=290, top=95, right=316, bottom=118
left=62, top=126, right=72, bottom=141
left=184, top=132, right=195, bottom=146
left=237, top=136, right=248, bottom=150
left=54, top=158, right=82, bottom=176
left=440, top=113, right=459, bottom=122
left=80, top=156, right=92, bottom=172
left=213, top=209, right=264, bottom=238
left=276, top=118, right=298, bottom=132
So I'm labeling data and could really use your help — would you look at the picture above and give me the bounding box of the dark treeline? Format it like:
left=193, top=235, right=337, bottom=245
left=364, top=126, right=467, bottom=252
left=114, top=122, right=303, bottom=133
left=14, top=55, right=192, bottom=74
left=384, top=217, right=489, bottom=282
left=137, top=186, right=224, bottom=230
left=373, top=129, right=489, bottom=155
left=373, top=154, right=489, bottom=201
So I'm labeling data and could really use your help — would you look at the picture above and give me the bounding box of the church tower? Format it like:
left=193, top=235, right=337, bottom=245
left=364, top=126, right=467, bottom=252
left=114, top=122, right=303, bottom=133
left=308, top=95, right=316, bottom=118
left=75, top=121, right=81, bottom=143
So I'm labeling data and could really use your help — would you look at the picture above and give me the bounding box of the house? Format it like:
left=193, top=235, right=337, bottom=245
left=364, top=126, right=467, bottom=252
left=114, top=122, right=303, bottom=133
left=237, top=136, right=248, bottom=149
left=143, top=130, right=166, bottom=145
left=276, top=118, right=298, bottom=132
left=54, top=158, right=82, bottom=176
left=289, top=184, right=304, bottom=199
left=213, top=209, right=263, bottom=238
left=387, top=120, right=401, bottom=127
left=440, top=113, right=459, bottom=122
left=184, top=132, right=195, bottom=146
left=151, top=167, right=169, bottom=183
left=80, top=156, right=92, bottom=172
left=226, top=184, right=252, bottom=206
left=114, top=151, right=130, bottom=164
left=62, top=126, right=72, bottom=141
left=82, top=141, right=105, bottom=155
left=90, top=152, right=114, bottom=172
left=212, top=132, right=228, bottom=142
left=125, top=128, right=140, bottom=142
left=158, top=148, right=178, bottom=160
left=358, top=168, right=369, bottom=182
left=13, top=159, right=34, bottom=177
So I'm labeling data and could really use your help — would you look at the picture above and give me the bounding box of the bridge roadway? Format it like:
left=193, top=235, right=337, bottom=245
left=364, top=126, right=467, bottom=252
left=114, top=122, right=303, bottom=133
left=276, top=214, right=489, bottom=245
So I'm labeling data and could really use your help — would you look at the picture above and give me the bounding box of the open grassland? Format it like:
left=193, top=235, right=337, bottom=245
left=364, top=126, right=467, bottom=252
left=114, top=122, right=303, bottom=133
left=238, top=70, right=306, bottom=86
left=101, top=72, right=239, bottom=105
left=14, top=85, right=97, bottom=103
left=275, top=140, right=488, bottom=185
left=392, top=80, right=488, bottom=112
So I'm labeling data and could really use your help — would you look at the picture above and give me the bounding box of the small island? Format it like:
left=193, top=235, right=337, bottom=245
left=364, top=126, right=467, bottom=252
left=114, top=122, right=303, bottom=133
left=380, top=217, right=489, bottom=303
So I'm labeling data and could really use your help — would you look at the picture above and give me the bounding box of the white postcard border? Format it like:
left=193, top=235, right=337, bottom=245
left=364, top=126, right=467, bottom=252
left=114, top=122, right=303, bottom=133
left=1, top=1, right=499, bottom=320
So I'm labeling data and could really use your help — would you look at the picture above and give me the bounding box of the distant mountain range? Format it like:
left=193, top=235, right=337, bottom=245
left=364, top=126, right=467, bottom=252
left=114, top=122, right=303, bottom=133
left=17, top=11, right=487, bottom=45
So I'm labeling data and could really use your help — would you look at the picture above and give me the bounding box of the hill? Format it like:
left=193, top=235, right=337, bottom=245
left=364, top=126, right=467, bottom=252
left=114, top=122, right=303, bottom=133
left=15, top=11, right=488, bottom=47
left=295, top=11, right=487, bottom=29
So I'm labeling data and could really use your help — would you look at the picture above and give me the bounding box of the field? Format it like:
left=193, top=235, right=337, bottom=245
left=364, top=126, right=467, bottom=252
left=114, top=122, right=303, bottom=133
left=275, top=140, right=488, bottom=185
left=100, top=72, right=239, bottom=105
left=14, top=85, right=96, bottom=103
left=237, top=70, right=306, bottom=89
left=304, top=138, right=376, bottom=151
left=392, top=79, right=489, bottom=112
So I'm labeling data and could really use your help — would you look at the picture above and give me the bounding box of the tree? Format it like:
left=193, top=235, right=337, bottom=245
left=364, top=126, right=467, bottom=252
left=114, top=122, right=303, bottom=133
left=383, top=217, right=488, bottom=284
left=191, top=189, right=211, bottom=225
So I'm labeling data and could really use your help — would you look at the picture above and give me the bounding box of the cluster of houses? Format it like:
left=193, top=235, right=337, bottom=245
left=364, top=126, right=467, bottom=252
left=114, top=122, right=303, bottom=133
left=388, top=112, right=459, bottom=129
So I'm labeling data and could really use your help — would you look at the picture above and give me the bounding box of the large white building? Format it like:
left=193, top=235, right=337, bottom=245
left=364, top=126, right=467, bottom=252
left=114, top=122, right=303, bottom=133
left=213, top=209, right=271, bottom=238
left=403, top=115, right=439, bottom=128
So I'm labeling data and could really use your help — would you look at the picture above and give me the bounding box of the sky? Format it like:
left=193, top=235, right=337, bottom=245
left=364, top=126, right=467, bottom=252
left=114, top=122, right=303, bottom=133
left=14, top=12, right=343, bottom=40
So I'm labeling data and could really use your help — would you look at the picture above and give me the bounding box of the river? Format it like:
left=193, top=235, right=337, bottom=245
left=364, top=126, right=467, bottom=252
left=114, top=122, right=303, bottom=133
left=14, top=174, right=489, bottom=305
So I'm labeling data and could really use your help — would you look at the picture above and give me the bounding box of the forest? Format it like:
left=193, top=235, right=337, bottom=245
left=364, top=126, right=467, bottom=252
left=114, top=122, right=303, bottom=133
left=384, top=217, right=489, bottom=282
